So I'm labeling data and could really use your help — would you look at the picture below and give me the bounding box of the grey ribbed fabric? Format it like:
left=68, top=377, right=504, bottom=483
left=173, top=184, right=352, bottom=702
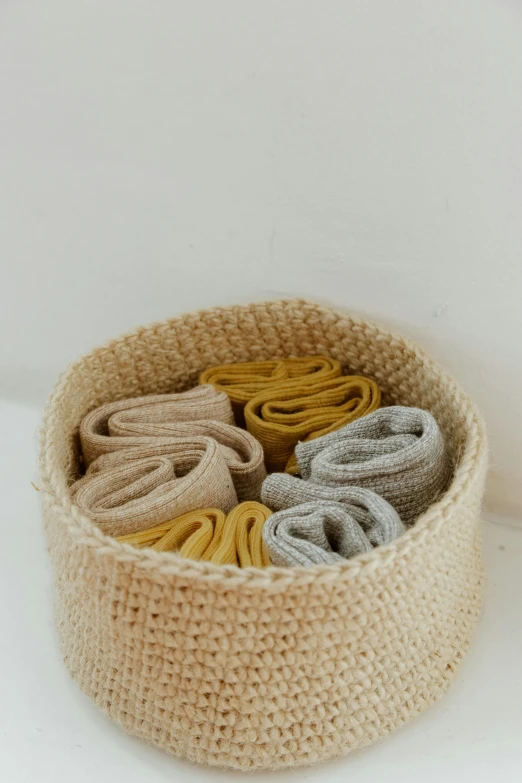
left=262, top=502, right=368, bottom=567
left=262, top=491, right=404, bottom=567
left=262, top=476, right=405, bottom=549
left=294, top=406, right=451, bottom=525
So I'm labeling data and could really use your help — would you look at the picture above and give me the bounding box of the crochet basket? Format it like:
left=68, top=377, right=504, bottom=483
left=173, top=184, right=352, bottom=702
left=40, top=299, right=488, bottom=771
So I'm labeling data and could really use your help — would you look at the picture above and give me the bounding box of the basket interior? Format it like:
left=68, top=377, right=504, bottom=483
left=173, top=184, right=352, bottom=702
left=43, top=300, right=474, bottom=498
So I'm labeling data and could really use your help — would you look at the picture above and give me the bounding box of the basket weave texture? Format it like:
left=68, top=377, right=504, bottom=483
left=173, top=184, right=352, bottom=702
left=40, top=299, right=488, bottom=771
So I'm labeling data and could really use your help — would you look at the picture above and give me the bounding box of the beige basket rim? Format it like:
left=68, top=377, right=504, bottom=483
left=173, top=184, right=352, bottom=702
left=40, top=298, right=487, bottom=590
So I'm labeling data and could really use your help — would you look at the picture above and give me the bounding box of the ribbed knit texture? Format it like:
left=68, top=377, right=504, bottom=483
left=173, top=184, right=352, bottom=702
left=262, top=476, right=406, bottom=547
left=118, top=508, right=222, bottom=557
left=294, top=406, right=451, bottom=525
left=40, top=299, right=487, bottom=771
left=70, top=438, right=238, bottom=537
left=82, top=416, right=266, bottom=504
left=245, top=376, right=380, bottom=473
left=80, top=384, right=234, bottom=465
left=117, top=502, right=272, bottom=567
left=200, top=356, right=342, bottom=425
left=204, top=501, right=272, bottom=567
left=72, top=387, right=267, bottom=536
left=263, top=492, right=404, bottom=567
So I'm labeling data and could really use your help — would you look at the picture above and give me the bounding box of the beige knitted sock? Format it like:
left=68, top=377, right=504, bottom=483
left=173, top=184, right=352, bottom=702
left=83, top=417, right=266, bottom=502
left=80, top=384, right=234, bottom=465
left=70, top=438, right=238, bottom=537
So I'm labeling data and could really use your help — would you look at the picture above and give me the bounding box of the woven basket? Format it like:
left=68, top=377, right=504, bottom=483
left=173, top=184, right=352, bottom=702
left=40, top=299, right=487, bottom=771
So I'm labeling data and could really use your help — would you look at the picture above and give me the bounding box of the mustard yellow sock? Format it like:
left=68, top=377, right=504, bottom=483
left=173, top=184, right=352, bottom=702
left=200, top=356, right=342, bottom=425
left=205, top=501, right=272, bottom=567
left=244, top=375, right=381, bottom=473
left=204, top=506, right=239, bottom=565
left=153, top=510, right=221, bottom=557
left=232, top=501, right=272, bottom=568
left=117, top=504, right=272, bottom=567
left=117, top=518, right=178, bottom=548
left=117, top=509, right=224, bottom=558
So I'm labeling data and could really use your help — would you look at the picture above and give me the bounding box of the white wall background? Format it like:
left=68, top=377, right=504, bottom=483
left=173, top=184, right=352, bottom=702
left=1, top=0, right=522, bottom=516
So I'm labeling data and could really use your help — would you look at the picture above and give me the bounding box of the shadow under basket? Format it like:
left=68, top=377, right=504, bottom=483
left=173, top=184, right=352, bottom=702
left=39, top=299, right=488, bottom=771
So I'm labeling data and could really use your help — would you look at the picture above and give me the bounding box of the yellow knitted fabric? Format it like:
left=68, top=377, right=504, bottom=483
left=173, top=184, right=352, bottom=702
left=204, top=501, right=272, bottom=567
left=200, top=356, right=342, bottom=424
left=117, top=502, right=272, bottom=567
left=244, top=376, right=381, bottom=473
left=117, top=509, right=223, bottom=557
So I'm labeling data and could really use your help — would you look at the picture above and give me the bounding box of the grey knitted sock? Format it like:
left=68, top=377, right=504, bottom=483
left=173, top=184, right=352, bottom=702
left=262, top=492, right=403, bottom=567
left=262, top=476, right=405, bottom=548
left=294, top=406, right=451, bottom=525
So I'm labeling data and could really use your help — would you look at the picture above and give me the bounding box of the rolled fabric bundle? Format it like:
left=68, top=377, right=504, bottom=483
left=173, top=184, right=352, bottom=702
left=200, top=356, right=342, bottom=424
left=118, top=508, right=225, bottom=557
left=262, top=474, right=405, bottom=548
left=203, top=501, right=272, bottom=568
left=80, top=384, right=234, bottom=465
left=295, top=406, right=452, bottom=525
left=82, top=416, right=266, bottom=502
left=244, top=376, right=381, bottom=473
left=262, top=497, right=403, bottom=567
left=116, top=502, right=272, bottom=568
left=70, top=438, right=238, bottom=537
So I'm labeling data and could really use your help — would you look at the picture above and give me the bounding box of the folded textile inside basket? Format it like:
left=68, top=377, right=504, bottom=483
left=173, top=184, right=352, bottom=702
left=117, top=508, right=223, bottom=558
left=203, top=501, right=272, bottom=567
left=80, top=384, right=234, bottom=465
left=199, top=355, right=342, bottom=424
left=81, top=418, right=266, bottom=503
left=70, top=438, right=238, bottom=537
left=73, top=382, right=269, bottom=537
left=117, top=501, right=272, bottom=567
left=262, top=475, right=405, bottom=549
left=294, top=405, right=452, bottom=525
left=262, top=492, right=403, bottom=567
left=245, top=376, right=381, bottom=473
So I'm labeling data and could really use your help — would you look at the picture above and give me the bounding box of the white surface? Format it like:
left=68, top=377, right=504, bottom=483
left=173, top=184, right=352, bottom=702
left=1, top=1, right=522, bottom=515
left=1, top=399, right=521, bottom=781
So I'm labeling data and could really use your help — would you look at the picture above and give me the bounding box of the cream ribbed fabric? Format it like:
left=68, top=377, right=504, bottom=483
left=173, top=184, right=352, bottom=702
left=40, top=299, right=487, bottom=771
left=295, top=406, right=451, bottom=525
left=80, top=384, right=234, bottom=465
left=82, top=417, right=265, bottom=503
left=70, top=438, right=238, bottom=537
left=73, top=384, right=266, bottom=536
